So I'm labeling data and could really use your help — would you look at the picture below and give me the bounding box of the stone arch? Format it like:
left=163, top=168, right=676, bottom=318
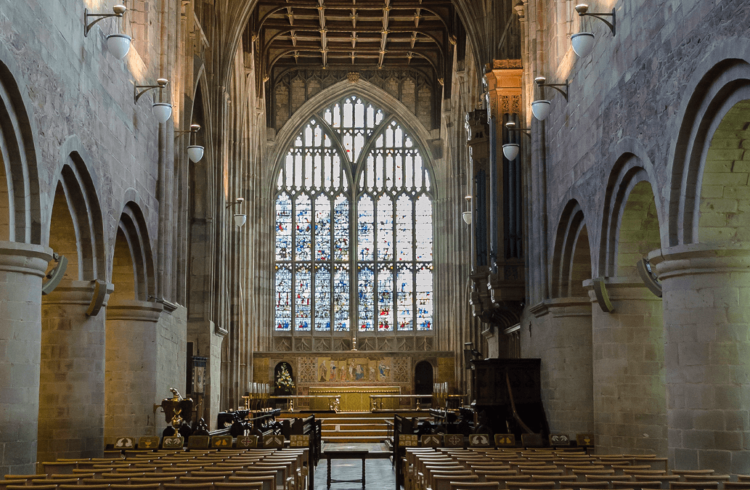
left=667, top=45, right=750, bottom=246
left=0, top=54, right=42, bottom=244
left=599, top=151, right=663, bottom=278
left=551, top=199, right=593, bottom=298
left=46, top=140, right=106, bottom=280
left=110, top=199, right=155, bottom=302
left=269, top=80, right=438, bottom=198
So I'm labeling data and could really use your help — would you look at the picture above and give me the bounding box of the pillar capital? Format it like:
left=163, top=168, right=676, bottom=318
left=649, top=243, right=750, bottom=280
left=0, top=240, right=52, bottom=277
left=107, top=299, right=163, bottom=322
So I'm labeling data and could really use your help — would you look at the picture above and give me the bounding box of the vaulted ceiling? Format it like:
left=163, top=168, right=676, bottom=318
left=250, top=0, right=458, bottom=90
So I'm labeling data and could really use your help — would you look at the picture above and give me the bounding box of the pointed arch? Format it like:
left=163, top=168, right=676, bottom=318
left=110, top=196, right=155, bottom=302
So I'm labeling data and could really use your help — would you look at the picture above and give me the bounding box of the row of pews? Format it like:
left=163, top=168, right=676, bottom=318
left=0, top=447, right=311, bottom=490
left=402, top=448, right=750, bottom=490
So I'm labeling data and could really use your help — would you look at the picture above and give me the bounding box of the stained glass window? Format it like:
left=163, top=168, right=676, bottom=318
left=274, top=96, right=434, bottom=334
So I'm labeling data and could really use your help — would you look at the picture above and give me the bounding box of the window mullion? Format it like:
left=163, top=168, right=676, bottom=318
left=311, top=193, right=316, bottom=333
left=412, top=192, right=417, bottom=333
left=291, top=194, right=297, bottom=335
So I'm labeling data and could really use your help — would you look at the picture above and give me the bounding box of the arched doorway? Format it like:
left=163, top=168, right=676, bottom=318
left=414, top=360, right=433, bottom=408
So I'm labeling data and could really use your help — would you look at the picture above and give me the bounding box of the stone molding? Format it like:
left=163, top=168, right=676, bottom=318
left=583, top=276, right=664, bottom=303
left=546, top=297, right=592, bottom=318
left=649, top=243, right=750, bottom=280
left=107, top=299, right=163, bottom=322
left=42, top=280, right=98, bottom=306
left=0, top=241, right=53, bottom=277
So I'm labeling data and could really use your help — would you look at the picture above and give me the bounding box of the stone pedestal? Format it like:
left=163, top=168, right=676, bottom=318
left=650, top=245, right=750, bottom=473
left=105, top=300, right=163, bottom=443
left=39, top=281, right=107, bottom=462
left=539, top=297, right=594, bottom=435
left=584, top=277, right=667, bottom=456
left=0, top=241, right=52, bottom=476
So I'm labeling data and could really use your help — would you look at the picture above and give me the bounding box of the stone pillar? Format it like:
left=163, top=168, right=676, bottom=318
left=650, top=245, right=750, bottom=474
left=105, top=300, right=163, bottom=443
left=0, top=241, right=52, bottom=476
left=38, top=281, right=107, bottom=462
left=539, top=297, right=594, bottom=435
left=584, top=277, right=667, bottom=456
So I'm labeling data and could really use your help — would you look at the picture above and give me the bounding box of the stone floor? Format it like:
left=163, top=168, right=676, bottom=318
left=314, top=442, right=395, bottom=490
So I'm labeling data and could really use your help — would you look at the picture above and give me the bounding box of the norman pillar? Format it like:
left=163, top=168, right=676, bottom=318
left=0, top=241, right=52, bottom=475
left=529, top=298, right=594, bottom=435
left=651, top=245, right=750, bottom=474
left=38, top=280, right=108, bottom=461
left=105, top=300, right=163, bottom=442
left=584, top=277, right=667, bottom=456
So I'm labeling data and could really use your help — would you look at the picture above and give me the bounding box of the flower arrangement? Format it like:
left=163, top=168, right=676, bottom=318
left=276, top=364, right=295, bottom=391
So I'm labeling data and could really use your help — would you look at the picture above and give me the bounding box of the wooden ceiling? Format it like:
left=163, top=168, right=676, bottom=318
left=251, top=0, right=456, bottom=84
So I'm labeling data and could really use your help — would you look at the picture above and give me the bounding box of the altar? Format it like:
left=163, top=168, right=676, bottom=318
left=308, top=386, right=401, bottom=412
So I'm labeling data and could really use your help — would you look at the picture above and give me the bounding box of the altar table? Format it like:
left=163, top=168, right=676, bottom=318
left=308, top=386, right=401, bottom=412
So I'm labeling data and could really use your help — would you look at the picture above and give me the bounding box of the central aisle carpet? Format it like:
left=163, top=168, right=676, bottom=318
left=314, top=442, right=394, bottom=490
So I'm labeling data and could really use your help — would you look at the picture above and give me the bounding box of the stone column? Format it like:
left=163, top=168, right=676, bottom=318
left=38, top=281, right=107, bottom=462
left=650, top=245, right=750, bottom=474
left=537, top=297, right=594, bottom=435
left=105, top=300, right=163, bottom=443
left=0, top=241, right=52, bottom=476
left=584, top=277, right=667, bottom=456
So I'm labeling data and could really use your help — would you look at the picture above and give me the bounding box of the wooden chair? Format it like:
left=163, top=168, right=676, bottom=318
left=670, top=483, right=719, bottom=490
left=531, top=475, right=578, bottom=485
left=228, top=475, right=276, bottom=490
left=683, top=477, right=730, bottom=483
left=433, top=475, right=480, bottom=490
left=633, top=475, right=680, bottom=488
left=672, top=471, right=715, bottom=478
left=624, top=471, right=667, bottom=477
left=612, top=481, right=662, bottom=490
left=60, top=486, right=108, bottom=490
left=42, top=462, right=77, bottom=475
left=724, top=483, right=750, bottom=490
left=83, top=478, right=127, bottom=485
left=110, top=485, right=161, bottom=490
left=163, top=484, right=215, bottom=490
left=7, top=486, right=57, bottom=490
left=737, top=477, right=750, bottom=482
left=567, top=483, right=609, bottom=490
left=505, top=481, right=556, bottom=490
left=31, top=479, right=78, bottom=486
left=214, top=483, right=263, bottom=490
left=449, top=483, right=501, bottom=490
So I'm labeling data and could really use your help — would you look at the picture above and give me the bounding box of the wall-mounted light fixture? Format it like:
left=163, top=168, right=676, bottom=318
left=84, top=5, right=132, bottom=60
left=135, top=78, right=172, bottom=124
left=532, top=76, right=568, bottom=121
left=227, top=197, right=247, bottom=228
left=571, top=4, right=616, bottom=58
left=463, top=195, right=472, bottom=225
left=502, top=122, right=531, bottom=160
left=175, top=124, right=204, bottom=163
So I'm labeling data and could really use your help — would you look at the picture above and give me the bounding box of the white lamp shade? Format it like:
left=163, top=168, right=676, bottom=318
left=106, top=34, right=131, bottom=60
left=503, top=143, right=520, bottom=160
left=571, top=32, right=595, bottom=58
left=532, top=100, right=552, bottom=121
left=234, top=213, right=247, bottom=227
left=152, top=103, right=172, bottom=124
left=462, top=211, right=472, bottom=226
left=187, top=145, right=204, bottom=163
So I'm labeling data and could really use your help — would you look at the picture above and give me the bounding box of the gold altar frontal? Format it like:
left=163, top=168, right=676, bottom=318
left=308, top=386, right=401, bottom=412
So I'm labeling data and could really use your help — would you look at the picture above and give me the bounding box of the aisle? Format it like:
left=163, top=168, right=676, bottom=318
left=314, top=442, right=395, bottom=490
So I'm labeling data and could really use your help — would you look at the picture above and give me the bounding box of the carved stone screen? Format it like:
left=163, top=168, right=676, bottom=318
left=274, top=96, right=433, bottom=337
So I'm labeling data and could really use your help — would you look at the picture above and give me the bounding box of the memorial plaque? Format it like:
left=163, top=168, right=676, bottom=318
left=290, top=435, right=309, bottom=447
left=549, top=433, right=570, bottom=446
left=494, top=433, right=516, bottom=447
left=421, top=435, right=442, bottom=447
left=113, top=437, right=135, bottom=449
left=139, top=436, right=160, bottom=449
left=445, top=434, right=464, bottom=447
left=263, top=434, right=284, bottom=448
left=469, top=434, right=490, bottom=447
left=188, top=435, right=209, bottom=449
left=398, top=434, right=418, bottom=447
left=212, top=435, right=233, bottom=448
left=237, top=435, right=259, bottom=448
left=162, top=436, right=184, bottom=449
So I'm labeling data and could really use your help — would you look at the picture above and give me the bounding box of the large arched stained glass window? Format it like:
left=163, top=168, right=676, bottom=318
left=274, top=96, right=433, bottom=335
